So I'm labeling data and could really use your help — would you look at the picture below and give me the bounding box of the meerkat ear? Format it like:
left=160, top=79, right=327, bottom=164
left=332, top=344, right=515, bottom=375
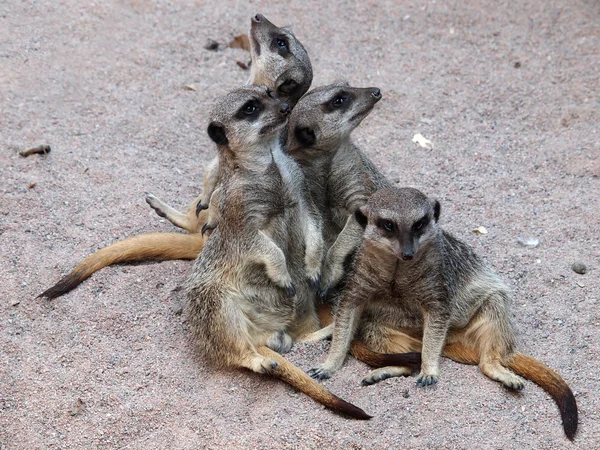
left=433, top=200, right=441, bottom=222
left=355, top=205, right=369, bottom=229
left=294, top=126, right=316, bottom=147
left=207, top=121, right=228, bottom=146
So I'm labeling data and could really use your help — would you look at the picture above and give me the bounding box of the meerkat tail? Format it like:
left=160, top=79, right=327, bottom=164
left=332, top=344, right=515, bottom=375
left=350, top=341, right=422, bottom=369
left=38, top=233, right=205, bottom=299
left=507, top=352, right=578, bottom=440
left=256, top=346, right=371, bottom=420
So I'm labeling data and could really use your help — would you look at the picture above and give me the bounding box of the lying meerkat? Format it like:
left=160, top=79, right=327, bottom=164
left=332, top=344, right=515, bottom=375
left=186, top=84, right=366, bottom=418
left=39, top=14, right=313, bottom=299
left=308, top=186, right=578, bottom=440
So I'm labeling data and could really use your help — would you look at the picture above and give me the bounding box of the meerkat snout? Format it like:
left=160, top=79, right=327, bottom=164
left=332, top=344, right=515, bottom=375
left=371, top=88, right=381, bottom=99
left=280, top=103, right=291, bottom=115
left=253, top=13, right=263, bottom=23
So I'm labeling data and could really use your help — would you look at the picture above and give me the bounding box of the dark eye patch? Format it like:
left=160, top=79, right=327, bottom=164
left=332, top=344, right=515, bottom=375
left=324, top=90, right=351, bottom=112
left=235, top=99, right=262, bottom=121
left=412, top=215, right=430, bottom=232
left=376, top=219, right=395, bottom=233
left=270, top=34, right=289, bottom=56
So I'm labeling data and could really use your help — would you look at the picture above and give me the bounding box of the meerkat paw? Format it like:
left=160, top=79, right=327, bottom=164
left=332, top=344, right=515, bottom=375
left=319, top=262, right=345, bottom=298
left=195, top=201, right=208, bottom=216
left=307, top=366, right=333, bottom=381
left=201, top=222, right=216, bottom=236
left=266, top=331, right=293, bottom=354
left=250, top=356, right=279, bottom=374
left=271, top=273, right=296, bottom=297
left=480, top=362, right=525, bottom=391
left=145, top=193, right=168, bottom=218
left=416, top=371, right=439, bottom=387
left=307, top=273, right=321, bottom=291
left=362, top=366, right=413, bottom=386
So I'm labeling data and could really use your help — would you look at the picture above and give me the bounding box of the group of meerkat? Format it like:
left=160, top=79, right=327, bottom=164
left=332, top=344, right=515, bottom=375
left=41, top=14, right=578, bottom=439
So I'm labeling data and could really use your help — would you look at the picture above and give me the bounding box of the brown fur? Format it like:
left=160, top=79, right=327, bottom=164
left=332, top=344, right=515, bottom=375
left=310, top=187, right=577, bottom=440
left=38, top=233, right=204, bottom=299
left=185, top=85, right=365, bottom=419
left=40, top=14, right=313, bottom=299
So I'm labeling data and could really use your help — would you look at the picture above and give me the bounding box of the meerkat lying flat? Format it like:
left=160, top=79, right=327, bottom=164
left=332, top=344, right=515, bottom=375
left=308, top=186, right=577, bottom=440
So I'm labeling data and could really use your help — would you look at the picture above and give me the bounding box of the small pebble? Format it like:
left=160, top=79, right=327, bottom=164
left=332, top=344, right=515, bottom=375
left=572, top=262, right=587, bottom=275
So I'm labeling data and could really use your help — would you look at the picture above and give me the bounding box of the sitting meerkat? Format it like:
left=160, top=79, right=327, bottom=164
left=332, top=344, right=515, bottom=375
left=39, top=14, right=313, bottom=299
left=284, top=82, right=389, bottom=297
left=308, top=186, right=578, bottom=440
left=185, top=84, right=367, bottom=419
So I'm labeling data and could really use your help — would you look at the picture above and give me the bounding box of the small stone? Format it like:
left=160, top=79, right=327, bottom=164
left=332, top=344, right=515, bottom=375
left=203, top=39, right=219, bottom=51
left=403, top=389, right=410, bottom=398
left=11, top=299, right=20, bottom=306
left=572, top=262, right=587, bottom=275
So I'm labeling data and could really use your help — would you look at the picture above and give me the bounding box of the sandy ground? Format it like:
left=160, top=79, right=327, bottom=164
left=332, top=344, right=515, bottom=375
left=1, top=0, right=599, bottom=448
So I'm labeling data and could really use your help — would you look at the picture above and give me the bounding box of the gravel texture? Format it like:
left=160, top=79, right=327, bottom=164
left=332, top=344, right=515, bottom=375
left=1, top=1, right=599, bottom=448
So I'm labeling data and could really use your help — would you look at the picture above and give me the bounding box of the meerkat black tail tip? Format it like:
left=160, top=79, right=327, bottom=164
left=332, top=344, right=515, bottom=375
left=257, top=346, right=371, bottom=420
left=38, top=271, right=88, bottom=299
left=350, top=340, right=422, bottom=369
left=508, top=352, right=578, bottom=440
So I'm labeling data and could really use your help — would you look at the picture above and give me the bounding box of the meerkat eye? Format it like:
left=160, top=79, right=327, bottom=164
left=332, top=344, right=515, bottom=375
left=413, top=216, right=430, bottom=232
left=277, top=38, right=287, bottom=49
left=377, top=219, right=395, bottom=232
left=243, top=103, right=258, bottom=115
left=333, top=95, right=350, bottom=108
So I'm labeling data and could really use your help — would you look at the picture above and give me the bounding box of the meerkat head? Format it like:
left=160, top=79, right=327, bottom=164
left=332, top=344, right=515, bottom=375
left=286, top=82, right=382, bottom=158
left=355, top=187, right=441, bottom=262
left=249, top=14, right=313, bottom=108
left=207, top=85, right=290, bottom=165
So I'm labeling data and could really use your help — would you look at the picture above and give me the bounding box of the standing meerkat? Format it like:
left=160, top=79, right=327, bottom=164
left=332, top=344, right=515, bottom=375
left=39, top=14, right=314, bottom=299
left=185, top=85, right=367, bottom=418
left=308, top=186, right=578, bottom=440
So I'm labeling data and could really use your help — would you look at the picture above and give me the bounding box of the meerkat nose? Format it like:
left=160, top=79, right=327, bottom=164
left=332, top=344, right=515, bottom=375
left=401, top=253, right=413, bottom=261
left=253, top=14, right=263, bottom=22
left=280, top=104, right=291, bottom=115
left=371, top=88, right=382, bottom=98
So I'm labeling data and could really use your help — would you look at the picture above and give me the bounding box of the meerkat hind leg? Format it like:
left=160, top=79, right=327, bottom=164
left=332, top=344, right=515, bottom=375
left=362, top=366, right=413, bottom=386
left=145, top=193, right=198, bottom=232
left=299, top=323, right=334, bottom=343
left=240, top=351, right=279, bottom=374
left=266, top=330, right=293, bottom=354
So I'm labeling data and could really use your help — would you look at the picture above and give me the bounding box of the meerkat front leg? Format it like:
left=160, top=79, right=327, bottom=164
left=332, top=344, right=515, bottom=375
left=308, top=302, right=365, bottom=380
left=251, top=230, right=296, bottom=296
left=196, top=156, right=220, bottom=214
left=302, top=211, right=324, bottom=289
left=320, top=214, right=364, bottom=295
left=416, top=308, right=450, bottom=387
left=201, top=187, right=221, bottom=236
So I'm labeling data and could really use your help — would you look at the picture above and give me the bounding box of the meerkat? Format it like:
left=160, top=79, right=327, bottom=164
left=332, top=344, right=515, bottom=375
left=284, top=82, right=389, bottom=296
left=308, top=186, right=578, bottom=440
left=39, top=14, right=313, bottom=299
left=185, top=84, right=367, bottom=418
left=146, top=13, right=313, bottom=231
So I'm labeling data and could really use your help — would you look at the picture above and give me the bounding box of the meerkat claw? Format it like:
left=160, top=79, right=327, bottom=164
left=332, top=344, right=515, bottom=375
left=309, top=274, right=321, bottom=291
left=307, top=368, right=332, bottom=381
left=196, top=202, right=208, bottom=216
left=416, top=374, right=438, bottom=387
left=285, top=283, right=297, bottom=297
